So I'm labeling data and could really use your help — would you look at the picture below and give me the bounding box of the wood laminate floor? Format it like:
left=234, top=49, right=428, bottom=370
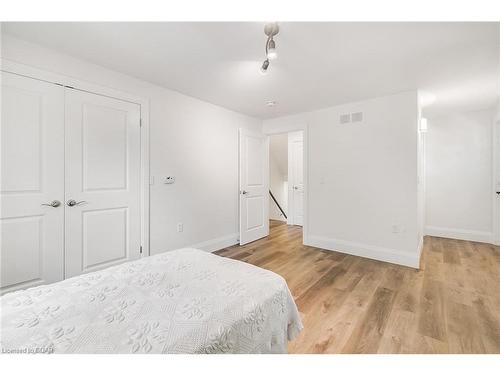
left=215, top=220, right=500, bottom=353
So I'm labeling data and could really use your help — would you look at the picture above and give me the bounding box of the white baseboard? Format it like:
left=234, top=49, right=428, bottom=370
left=189, top=233, right=239, bottom=253
left=305, top=235, right=420, bottom=269
left=270, top=216, right=287, bottom=222
left=425, top=226, right=494, bottom=244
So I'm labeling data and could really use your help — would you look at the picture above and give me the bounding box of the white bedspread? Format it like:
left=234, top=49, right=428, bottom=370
left=0, top=248, right=302, bottom=354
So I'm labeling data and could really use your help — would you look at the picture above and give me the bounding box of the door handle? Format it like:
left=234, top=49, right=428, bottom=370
left=293, top=186, right=298, bottom=190
left=241, top=190, right=249, bottom=195
left=67, top=199, right=87, bottom=207
left=41, top=200, right=61, bottom=208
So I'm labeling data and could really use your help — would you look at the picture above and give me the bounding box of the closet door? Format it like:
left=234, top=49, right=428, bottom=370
left=64, top=89, right=142, bottom=278
left=0, top=72, right=65, bottom=293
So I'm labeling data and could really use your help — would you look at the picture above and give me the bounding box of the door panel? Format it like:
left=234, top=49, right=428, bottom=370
left=0, top=72, right=65, bottom=293
left=82, top=207, right=128, bottom=269
left=239, top=129, right=269, bottom=245
left=83, top=104, right=128, bottom=191
left=288, top=131, right=304, bottom=226
left=246, top=196, right=265, bottom=230
left=65, top=89, right=141, bottom=277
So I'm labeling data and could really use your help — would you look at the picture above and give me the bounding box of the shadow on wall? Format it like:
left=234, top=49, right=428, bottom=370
left=269, top=133, right=288, bottom=221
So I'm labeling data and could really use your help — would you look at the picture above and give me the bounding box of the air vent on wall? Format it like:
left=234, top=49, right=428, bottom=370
left=339, top=113, right=351, bottom=124
left=351, top=112, right=363, bottom=122
left=339, top=111, right=364, bottom=124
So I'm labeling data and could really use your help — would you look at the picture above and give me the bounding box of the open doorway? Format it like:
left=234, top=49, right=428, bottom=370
left=269, top=131, right=304, bottom=230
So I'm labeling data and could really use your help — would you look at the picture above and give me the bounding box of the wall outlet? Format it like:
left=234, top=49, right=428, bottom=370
left=177, top=222, right=183, bottom=233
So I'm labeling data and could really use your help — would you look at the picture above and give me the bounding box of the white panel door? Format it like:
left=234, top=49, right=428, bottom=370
left=288, top=131, right=304, bottom=226
left=239, top=128, right=269, bottom=245
left=64, top=89, right=142, bottom=278
left=0, top=72, right=64, bottom=293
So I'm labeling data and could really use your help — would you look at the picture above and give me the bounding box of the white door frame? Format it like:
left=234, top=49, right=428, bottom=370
left=0, top=59, right=151, bottom=256
left=263, top=123, right=309, bottom=244
left=494, top=118, right=500, bottom=245
left=287, top=131, right=304, bottom=226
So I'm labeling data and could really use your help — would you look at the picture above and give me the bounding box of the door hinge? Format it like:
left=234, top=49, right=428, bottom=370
left=140, top=245, right=143, bottom=254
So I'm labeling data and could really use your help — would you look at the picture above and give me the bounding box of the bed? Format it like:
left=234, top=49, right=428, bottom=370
left=0, top=248, right=302, bottom=354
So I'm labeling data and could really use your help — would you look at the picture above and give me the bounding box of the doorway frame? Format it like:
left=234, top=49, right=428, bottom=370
left=264, top=123, right=309, bottom=244
left=286, top=131, right=304, bottom=227
left=494, top=118, right=500, bottom=245
left=1, top=58, right=151, bottom=256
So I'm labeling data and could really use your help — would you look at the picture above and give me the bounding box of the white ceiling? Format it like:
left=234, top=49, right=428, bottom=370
left=2, top=22, right=499, bottom=119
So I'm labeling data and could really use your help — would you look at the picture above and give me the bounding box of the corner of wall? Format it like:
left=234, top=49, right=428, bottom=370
left=306, top=235, right=420, bottom=269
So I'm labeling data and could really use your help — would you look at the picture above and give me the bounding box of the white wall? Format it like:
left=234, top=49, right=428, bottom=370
left=425, top=109, right=495, bottom=243
left=1, top=35, right=262, bottom=254
left=269, top=152, right=287, bottom=221
left=264, top=91, right=421, bottom=268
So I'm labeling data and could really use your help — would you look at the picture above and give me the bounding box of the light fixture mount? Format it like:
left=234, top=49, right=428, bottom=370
left=264, top=23, right=280, bottom=38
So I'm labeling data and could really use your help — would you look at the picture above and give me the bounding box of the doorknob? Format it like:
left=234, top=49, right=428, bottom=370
left=41, top=200, right=61, bottom=208
left=241, top=190, right=249, bottom=195
left=67, top=199, right=87, bottom=207
left=293, top=186, right=298, bottom=190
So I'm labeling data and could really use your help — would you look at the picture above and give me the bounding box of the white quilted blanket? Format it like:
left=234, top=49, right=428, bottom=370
left=0, top=248, right=302, bottom=354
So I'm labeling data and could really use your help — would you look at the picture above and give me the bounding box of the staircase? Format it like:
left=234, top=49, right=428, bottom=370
left=269, top=190, right=287, bottom=219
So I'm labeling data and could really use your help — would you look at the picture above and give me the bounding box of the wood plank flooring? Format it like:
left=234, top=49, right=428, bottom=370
left=215, top=220, right=500, bottom=353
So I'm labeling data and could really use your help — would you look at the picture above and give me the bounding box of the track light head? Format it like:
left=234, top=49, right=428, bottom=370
left=260, top=59, right=270, bottom=75
left=267, top=39, right=277, bottom=60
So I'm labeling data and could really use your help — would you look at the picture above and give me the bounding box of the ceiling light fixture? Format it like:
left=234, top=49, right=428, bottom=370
left=261, top=23, right=279, bottom=73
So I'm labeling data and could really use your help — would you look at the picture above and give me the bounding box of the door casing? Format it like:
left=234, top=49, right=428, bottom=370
left=261, top=124, right=309, bottom=244
left=494, top=119, right=500, bottom=245
left=288, top=131, right=304, bottom=226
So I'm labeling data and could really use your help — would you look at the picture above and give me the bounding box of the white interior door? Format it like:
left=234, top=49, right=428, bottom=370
left=288, top=131, right=304, bottom=226
left=1, top=72, right=65, bottom=293
left=239, top=128, right=269, bottom=245
left=64, top=89, right=142, bottom=278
